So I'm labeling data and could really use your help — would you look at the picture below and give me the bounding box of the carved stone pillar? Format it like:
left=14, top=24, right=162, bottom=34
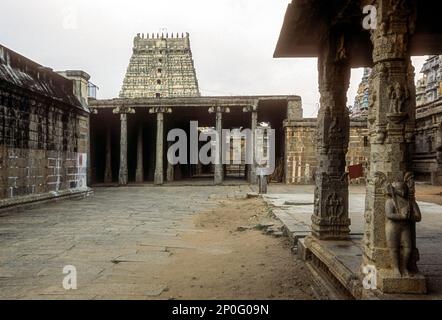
left=135, top=124, right=144, bottom=183
left=104, top=124, right=112, bottom=184
left=362, top=0, right=426, bottom=294
left=208, top=106, right=230, bottom=185
left=113, top=105, right=135, bottom=185
left=150, top=107, right=172, bottom=185
left=243, top=104, right=258, bottom=184
left=312, top=33, right=351, bottom=240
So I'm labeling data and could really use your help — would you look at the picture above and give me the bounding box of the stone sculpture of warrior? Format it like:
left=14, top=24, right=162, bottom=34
left=385, top=181, right=422, bottom=277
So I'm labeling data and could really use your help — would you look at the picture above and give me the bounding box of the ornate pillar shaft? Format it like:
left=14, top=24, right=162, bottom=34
left=113, top=105, right=135, bottom=186
left=155, top=112, right=164, bottom=185
left=151, top=107, right=172, bottom=185
left=209, top=106, right=230, bottom=185
left=362, top=0, right=426, bottom=294
left=119, top=113, right=128, bottom=185
left=243, top=104, right=258, bottom=184
left=312, top=33, right=351, bottom=240
left=104, top=124, right=112, bottom=184
left=135, top=124, right=144, bottom=183
left=214, top=110, right=223, bottom=185
left=250, top=109, right=258, bottom=184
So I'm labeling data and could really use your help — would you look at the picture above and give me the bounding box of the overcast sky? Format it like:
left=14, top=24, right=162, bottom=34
left=1, top=0, right=427, bottom=117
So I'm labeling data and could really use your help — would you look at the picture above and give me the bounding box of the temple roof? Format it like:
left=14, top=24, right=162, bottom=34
left=274, top=0, right=442, bottom=67
left=0, top=44, right=86, bottom=112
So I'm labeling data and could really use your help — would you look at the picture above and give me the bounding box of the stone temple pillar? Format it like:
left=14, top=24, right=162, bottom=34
left=104, top=124, right=112, bottom=184
left=150, top=107, right=172, bottom=185
left=214, top=109, right=224, bottom=185
left=113, top=105, right=135, bottom=185
left=312, top=33, right=351, bottom=240
left=209, top=106, right=230, bottom=185
left=135, top=124, right=144, bottom=183
left=243, top=104, right=258, bottom=184
left=362, top=0, right=426, bottom=294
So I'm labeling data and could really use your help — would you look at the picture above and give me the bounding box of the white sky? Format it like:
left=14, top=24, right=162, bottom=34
left=0, top=0, right=427, bottom=117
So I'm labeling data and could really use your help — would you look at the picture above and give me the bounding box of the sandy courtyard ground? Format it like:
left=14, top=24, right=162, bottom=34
left=156, top=197, right=317, bottom=299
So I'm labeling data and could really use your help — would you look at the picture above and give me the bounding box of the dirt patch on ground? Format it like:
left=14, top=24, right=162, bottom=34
left=157, top=197, right=317, bottom=300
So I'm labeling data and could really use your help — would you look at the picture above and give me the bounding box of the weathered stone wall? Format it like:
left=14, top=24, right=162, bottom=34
left=0, top=91, right=89, bottom=200
left=414, top=101, right=442, bottom=184
left=284, top=119, right=369, bottom=184
left=0, top=45, right=90, bottom=205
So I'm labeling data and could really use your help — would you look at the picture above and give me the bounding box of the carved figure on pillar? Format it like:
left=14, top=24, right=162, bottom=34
left=385, top=178, right=421, bottom=277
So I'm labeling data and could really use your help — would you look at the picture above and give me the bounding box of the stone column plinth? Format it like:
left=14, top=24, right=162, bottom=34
left=362, top=0, right=426, bottom=294
left=243, top=104, right=258, bottom=184
left=150, top=107, right=172, bottom=185
left=113, top=106, right=135, bottom=185
left=135, top=124, right=144, bottom=183
left=312, top=34, right=351, bottom=240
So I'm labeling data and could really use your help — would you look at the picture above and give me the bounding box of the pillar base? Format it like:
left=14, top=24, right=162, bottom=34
left=377, top=270, right=427, bottom=294
left=311, top=227, right=351, bottom=241
left=154, top=173, right=163, bottom=185
left=135, top=173, right=144, bottom=183
left=311, top=216, right=351, bottom=240
left=118, top=171, right=128, bottom=186
left=258, top=175, right=267, bottom=194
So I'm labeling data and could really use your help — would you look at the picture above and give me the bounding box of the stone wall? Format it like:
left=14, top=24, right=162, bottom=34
left=414, top=101, right=442, bottom=184
left=0, top=45, right=90, bottom=206
left=284, top=119, right=369, bottom=184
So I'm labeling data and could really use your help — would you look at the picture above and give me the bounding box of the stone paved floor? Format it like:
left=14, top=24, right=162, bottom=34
left=0, top=185, right=252, bottom=299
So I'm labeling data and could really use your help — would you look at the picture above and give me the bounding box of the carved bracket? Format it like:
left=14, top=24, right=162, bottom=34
left=208, top=106, right=230, bottom=114
left=149, top=107, right=172, bottom=114
left=242, top=104, right=258, bottom=113
left=113, top=105, right=135, bottom=114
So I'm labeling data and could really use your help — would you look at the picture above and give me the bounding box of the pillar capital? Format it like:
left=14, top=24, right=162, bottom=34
left=89, top=107, right=98, bottom=115
left=208, top=106, right=230, bottom=114
left=242, top=104, right=258, bottom=113
left=113, top=105, right=135, bottom=114
left=149, top=106, right=172, bottom=114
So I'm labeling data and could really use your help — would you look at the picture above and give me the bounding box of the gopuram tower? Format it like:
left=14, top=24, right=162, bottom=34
left=119, top=32, right=200, bottom=98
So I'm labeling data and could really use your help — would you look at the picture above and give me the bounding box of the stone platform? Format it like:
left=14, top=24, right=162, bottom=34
left=263, top=185, right=442, bottom=299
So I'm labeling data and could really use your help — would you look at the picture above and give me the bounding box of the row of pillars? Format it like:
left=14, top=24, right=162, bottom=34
left=101, top=105, right=259, bottom=185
